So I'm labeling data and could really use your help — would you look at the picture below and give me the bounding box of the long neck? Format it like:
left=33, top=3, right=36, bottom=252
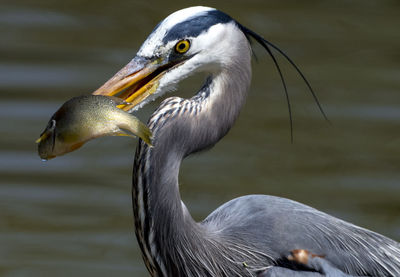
left=132, top=51, right=252, bottom=276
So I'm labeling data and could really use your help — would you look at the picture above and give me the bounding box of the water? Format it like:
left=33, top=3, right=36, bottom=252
left=1, top=0, right=399, bottom=276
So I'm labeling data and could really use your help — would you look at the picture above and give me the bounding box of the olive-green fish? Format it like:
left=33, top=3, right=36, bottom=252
left=36, top=95, right=152, bottom=160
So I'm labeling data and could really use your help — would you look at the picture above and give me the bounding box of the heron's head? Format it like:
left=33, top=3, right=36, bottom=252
left=93, top=6, right=250, bottom=111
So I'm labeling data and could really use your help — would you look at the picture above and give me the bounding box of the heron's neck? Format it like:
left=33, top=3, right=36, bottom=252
left=132, top=62, right=251, bottom=276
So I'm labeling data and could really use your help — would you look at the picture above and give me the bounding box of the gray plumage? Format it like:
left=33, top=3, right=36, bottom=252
left=97, top=6, right=400, bottom=277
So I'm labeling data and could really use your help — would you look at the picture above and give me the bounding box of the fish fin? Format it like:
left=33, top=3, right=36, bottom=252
left=70, top=142, right=85, bottom=152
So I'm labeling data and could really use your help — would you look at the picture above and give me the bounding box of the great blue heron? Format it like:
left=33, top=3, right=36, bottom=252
left=92, top=6, right=400, bottom=276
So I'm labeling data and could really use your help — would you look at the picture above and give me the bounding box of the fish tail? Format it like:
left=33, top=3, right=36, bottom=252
left=118, top=113, right=153, bottom=146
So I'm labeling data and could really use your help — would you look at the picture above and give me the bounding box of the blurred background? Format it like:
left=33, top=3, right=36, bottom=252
left=0, top=0, right=399, bottom=276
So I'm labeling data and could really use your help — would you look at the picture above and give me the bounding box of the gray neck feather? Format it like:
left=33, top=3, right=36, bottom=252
left=132, top=45, right=257, bottom=276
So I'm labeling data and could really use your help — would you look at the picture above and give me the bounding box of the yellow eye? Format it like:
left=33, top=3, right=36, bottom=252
left=175, top=40, right=190, bottom=54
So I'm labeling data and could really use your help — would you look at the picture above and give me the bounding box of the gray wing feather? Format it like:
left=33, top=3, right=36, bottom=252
left=257, top=267, right=323, bottom=276
left=202, top=195, right=400, bottom=276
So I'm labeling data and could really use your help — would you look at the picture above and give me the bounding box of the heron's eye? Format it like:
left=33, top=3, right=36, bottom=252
left=175, top=40, right=190, bottom=54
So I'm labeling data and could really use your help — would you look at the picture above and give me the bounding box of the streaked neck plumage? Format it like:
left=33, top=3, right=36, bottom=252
left=132, top=35, right=252, bottom=276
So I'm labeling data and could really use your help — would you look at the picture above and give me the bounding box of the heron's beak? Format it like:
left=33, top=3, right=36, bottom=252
left=93, top=56, right=181, bottom=111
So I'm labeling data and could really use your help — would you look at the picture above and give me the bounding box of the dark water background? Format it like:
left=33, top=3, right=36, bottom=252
left=1, top=0, right=399, bottom=276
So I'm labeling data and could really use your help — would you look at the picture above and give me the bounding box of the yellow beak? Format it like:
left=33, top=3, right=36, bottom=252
left=92, top=56, right=182, bottom=111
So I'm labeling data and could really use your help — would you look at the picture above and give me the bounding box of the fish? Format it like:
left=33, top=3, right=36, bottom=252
left=36, top=95, right=152, bottom=160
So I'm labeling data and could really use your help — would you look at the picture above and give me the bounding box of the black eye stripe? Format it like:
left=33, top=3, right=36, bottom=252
left=162, top=10, right=233, bottom=43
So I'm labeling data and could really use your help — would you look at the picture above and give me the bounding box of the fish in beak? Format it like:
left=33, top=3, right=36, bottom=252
left=36, top=95, right=152, bottom=160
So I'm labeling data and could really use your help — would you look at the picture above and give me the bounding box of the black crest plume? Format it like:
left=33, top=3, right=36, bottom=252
left=238, top=24, right=330, bottom=142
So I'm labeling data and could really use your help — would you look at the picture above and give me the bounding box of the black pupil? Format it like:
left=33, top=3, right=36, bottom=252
left=179, top=43, right=185, bottom=50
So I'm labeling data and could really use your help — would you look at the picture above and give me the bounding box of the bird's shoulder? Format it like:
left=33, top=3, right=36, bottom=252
left=200, top=194, right=400, bottom=276
left=202, top=194, right=320, bottom=229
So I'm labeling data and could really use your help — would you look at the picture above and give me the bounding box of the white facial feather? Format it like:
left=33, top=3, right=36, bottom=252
left=157, top=22, right=248, bottom=95
left=129, top=7, right=250, bottom=112
left=138, top=6, right=215, bottom=57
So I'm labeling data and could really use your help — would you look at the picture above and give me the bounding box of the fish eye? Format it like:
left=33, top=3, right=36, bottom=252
left=175, top=40, right=190, bottom=54
left=36, top=119, right=56, bottom=144
left=48, top=119, right=56, bottom=131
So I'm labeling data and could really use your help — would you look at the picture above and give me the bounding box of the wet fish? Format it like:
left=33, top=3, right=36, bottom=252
left=36, top=95, right=152, bottom=160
